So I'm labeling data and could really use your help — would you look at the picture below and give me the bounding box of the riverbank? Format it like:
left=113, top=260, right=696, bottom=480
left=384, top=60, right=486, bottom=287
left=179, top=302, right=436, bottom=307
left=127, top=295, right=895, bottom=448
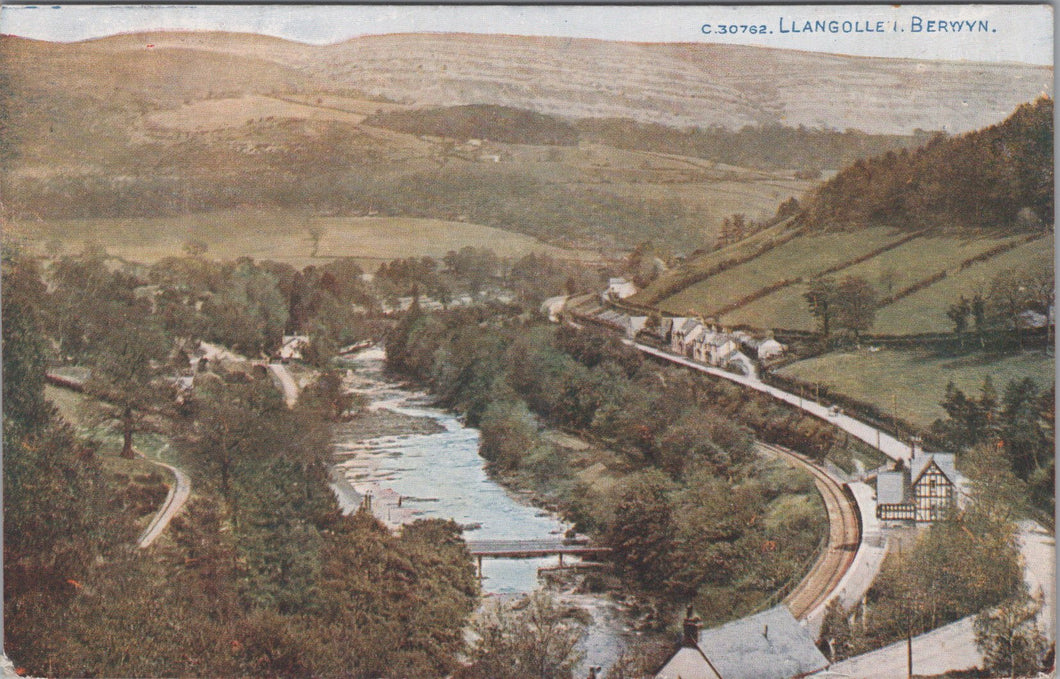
left=330, top=348, right=663, bottom=671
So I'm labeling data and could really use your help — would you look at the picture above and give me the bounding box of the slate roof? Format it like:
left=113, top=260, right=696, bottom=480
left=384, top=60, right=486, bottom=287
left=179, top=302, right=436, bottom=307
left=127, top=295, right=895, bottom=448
left=679, top=318, right=701, bottom=334
left=695, top=606, right=828, bottom=679
left=655, top=646, right=724, bottom=679
left=876, top=470, right=907, bottom=505
left=910, top=453, right=958, bottom=486
left=703, top=333, right=735, bottom=347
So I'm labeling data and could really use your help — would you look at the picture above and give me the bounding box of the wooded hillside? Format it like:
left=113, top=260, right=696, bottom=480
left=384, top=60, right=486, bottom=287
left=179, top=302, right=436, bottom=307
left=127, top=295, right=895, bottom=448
left=364, top=105, right=579, bottom=146
left=804, top=97, right=1054, bottom=232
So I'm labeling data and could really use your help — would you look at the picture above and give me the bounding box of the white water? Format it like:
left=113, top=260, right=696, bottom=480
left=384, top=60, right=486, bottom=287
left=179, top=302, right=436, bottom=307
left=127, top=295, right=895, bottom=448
left=330, top=347, right=648, bottom=669
left=332, top=347, right=573, bottom=594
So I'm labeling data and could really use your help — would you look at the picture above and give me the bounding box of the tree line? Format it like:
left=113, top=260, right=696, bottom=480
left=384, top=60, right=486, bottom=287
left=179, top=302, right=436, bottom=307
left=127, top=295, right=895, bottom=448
left=386, top=308, right=878, bottom=625
left=3, top=245, right=483, bottom=677
left=804, top=97, right=1053, bottom=233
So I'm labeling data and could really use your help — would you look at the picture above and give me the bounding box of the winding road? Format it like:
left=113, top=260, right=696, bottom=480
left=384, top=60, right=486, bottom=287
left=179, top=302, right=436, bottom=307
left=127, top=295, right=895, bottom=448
left=758, top=442, right=861, bottom=621
left=136, top=449, right=192, bottom=549
left=622, top=336, right=1054, bottom=675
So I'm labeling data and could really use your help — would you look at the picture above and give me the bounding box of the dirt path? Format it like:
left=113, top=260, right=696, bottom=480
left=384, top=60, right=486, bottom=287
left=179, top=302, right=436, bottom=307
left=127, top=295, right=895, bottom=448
left=136, top=448, right=192, bottom=549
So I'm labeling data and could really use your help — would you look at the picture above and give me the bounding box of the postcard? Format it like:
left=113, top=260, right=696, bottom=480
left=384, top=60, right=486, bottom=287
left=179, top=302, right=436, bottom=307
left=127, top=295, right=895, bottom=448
left=0, top=4, right=1053, bottom=678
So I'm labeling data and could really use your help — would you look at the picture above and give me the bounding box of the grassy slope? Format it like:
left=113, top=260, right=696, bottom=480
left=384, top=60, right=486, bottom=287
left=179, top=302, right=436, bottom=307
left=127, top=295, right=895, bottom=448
left=12, top=210, right=599, bottom=268
left=874, top=236, right=1054, bottom=334
left=658, top=227, right=901, bottom=317
left=44, top=385, right=172, bottom=539
left=777, top=348, right=1054, bottom=428
left=723, top=234, right=1023, bottom=331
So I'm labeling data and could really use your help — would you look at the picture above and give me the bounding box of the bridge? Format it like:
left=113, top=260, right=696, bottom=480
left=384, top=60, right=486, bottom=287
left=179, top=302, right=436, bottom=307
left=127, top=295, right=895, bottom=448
left=465, top=539, right=611, bottom=579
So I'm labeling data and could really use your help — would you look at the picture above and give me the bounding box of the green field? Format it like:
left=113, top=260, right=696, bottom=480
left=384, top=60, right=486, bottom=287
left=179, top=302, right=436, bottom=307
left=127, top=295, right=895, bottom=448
left=12, top=210, right=599, bottom=269
left=44, top=385, right=170, bottom=475
left=659, top=227, right=902, bottom=317
left=778, top=348, right=1055, bottom=428
left=722, top=234, right=1023, bottom=331
left=873, top=236, right=1054, bottom=334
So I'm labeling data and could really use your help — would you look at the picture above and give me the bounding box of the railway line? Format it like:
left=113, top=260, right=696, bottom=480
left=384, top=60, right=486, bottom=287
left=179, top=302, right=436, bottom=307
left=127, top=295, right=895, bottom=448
left=757, top=442, right=861, bottom=620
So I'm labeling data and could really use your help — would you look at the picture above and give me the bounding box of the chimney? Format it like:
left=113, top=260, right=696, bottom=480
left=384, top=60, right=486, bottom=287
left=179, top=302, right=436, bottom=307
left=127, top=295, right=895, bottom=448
left=763, top=624, right=769, bottom=640
left=682, top=604, right=702, bottom=648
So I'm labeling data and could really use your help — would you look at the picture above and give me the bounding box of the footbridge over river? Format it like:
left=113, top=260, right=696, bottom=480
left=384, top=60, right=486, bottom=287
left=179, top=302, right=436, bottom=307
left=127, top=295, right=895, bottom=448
left=466, top=539, right=612, bottom=578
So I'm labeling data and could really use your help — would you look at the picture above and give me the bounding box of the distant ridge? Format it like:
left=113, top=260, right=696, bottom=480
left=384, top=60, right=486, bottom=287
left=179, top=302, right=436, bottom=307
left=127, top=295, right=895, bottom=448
left=57, top=30, right=1052, bottom=135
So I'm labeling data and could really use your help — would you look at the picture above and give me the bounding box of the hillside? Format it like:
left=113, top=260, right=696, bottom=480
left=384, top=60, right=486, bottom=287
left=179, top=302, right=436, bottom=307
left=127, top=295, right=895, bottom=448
left=635, top=100, right=1054, bottom=336
left=363, top=106, right=932, bottom=172
left=0, top=31, right=1050, bottom=253
left=0, top=34, right=806, bottom=252
left=363, top=105, right=579, bottom=146
left=23, top=31, right=1054, bottom=134
left=804, top=97, right=1054, bottom=231
left=293, top=33, right=1050, bottom=136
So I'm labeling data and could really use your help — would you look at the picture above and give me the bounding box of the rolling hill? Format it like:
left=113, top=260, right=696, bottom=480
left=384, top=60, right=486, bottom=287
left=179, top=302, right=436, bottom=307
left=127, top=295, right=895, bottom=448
left=0, top=31, right=1051, bottom=256
left=636, top=98, right=1054, bottom=336
left=60, top=31, right=1053, bottom=135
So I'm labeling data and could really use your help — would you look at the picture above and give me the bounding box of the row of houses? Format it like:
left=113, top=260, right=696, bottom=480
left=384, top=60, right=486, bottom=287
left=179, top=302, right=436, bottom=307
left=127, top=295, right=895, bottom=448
left=563, top=285, right=788, bottom=378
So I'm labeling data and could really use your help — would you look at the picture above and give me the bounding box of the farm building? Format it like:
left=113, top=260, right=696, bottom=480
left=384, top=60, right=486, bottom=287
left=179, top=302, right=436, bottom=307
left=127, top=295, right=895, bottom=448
left=656, top=605, right=828, bottom=679
left=876, top=450, right=961, bottom=522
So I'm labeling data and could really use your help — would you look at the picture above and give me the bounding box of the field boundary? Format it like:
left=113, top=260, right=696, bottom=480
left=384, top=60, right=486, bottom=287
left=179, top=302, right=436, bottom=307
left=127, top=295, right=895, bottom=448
left=634, top=215, right=804, bottom=307
left=875, top=232, right=1041, bottom=308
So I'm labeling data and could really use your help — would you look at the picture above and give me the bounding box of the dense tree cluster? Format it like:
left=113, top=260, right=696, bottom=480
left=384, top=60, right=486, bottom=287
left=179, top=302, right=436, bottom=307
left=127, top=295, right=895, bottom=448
left=805, top=97, right=1053, bottom=232
left=387, top=310, right=843, bottom=623
left=931, top=377, right=1054, bottom=514
left=4, top=247, right=480, bottom=677
left=803, top=275, right=878, bottom=340
left=365, top=104, right=580, bottom=146
left=574, top=118, right=933, bottom=171
left=819, top=483, right=1025, bottom=664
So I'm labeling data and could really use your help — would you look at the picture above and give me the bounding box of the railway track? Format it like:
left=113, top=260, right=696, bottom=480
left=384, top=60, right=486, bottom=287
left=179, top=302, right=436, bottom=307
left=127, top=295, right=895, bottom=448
left=757, top=442, right=861, bottom=620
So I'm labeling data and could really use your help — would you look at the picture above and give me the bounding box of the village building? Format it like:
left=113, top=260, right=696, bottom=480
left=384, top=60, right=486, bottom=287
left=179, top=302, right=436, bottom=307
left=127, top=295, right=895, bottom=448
left=656, top=605, right=828, bottom=679
left=756, top=338, right=787, bottom=360
left=541, top=295, right=568, bottom=322
left=876, top=448, right=961, bottom=522
left=279, top=334, right=309, bottom=362
left=602, top=277, right=639, bottom=302
left=672, top=318, right=704, bottom=356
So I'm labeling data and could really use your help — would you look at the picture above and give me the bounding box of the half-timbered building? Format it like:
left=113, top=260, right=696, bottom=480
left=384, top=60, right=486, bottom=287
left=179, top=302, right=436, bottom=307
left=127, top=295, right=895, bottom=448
left=876, top=452, right=960, bottom=522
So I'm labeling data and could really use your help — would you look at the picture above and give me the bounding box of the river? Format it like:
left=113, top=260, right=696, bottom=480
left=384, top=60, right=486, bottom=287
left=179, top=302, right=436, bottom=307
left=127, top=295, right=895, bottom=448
left=329, top=347, right=643, bottom=670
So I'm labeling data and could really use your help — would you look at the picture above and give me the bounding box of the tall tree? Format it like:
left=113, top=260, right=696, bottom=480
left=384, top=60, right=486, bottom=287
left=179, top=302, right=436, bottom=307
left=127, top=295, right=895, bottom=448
left=975, top=590, right=1049, bottom=678
left=464, top=592, right=586, bottom=679
left=833, top=276, right=877, bottom=341
left=804, top=277, right=836, bottom=337
left=86, top=305, right=170, bottom=458
left=946, top=295, right=971, bottom=350
left=2, top=251, right=50, bottom=432
left=605, top=470, right=677, bottom=588
left=988, top=267, right=1035, bottom=350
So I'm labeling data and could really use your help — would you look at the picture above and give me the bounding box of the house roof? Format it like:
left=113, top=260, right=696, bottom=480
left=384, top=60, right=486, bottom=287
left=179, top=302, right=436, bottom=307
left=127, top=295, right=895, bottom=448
left=876, top=471, right=907, bottom=505
left=628, top=316, right=649, bottom=334
left=911, top=453, right=958, bottom=486
left=655, top=646, right=724, bottom=679
left=679, top=318, right=702, bottom=334
left=684, top=325, right=707, bottom=343
left=695, top=606, right=828, bottom=679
